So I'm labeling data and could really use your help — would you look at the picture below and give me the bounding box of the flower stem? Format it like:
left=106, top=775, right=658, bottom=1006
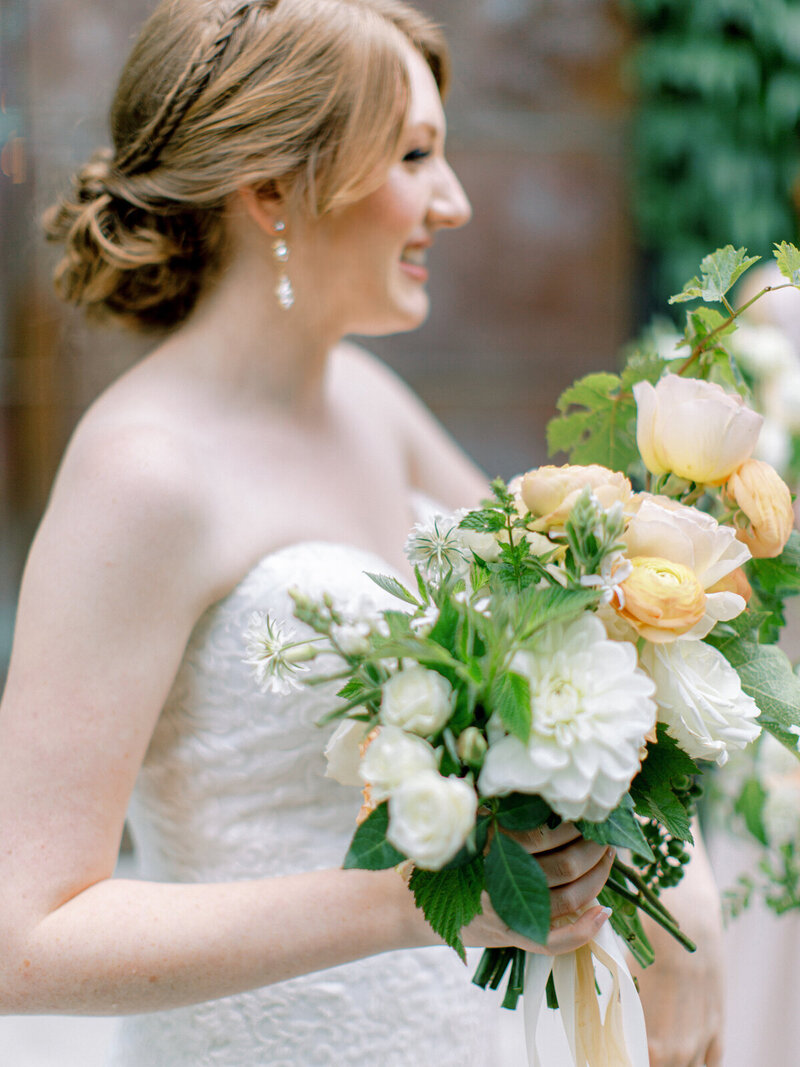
left=607, top=863, right=696, bottom=953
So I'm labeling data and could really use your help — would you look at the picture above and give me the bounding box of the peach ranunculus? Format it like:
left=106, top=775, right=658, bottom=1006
left=726, top=458, right=795, bottom=559
left=521, top=464, right=632, bottom=531
left=708, top=566, right=753, bottom=604
left=633, top=375, right=762, bottom=485
left=613, top=557, right=707, bottom=643
left=621, top=496, right=751, bottom=639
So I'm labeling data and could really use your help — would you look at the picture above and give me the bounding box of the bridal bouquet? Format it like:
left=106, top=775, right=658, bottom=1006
left=245, top=244, right=800, bottom=1066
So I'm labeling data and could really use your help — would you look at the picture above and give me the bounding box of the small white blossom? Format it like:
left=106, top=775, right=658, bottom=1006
left=579, top=551, right=632, bottom=605
left=405, top=513, right=471, bottom=580
left=243, top=611, right=315, bottom=695
left=330, top=621, right=372, bottom=655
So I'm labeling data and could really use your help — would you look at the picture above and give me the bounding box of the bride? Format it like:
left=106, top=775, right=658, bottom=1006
left=0, top=1, right=721, bottom=1063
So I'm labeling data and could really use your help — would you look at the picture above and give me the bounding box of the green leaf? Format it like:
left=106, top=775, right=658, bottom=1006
left=336, top=678, right=366, bottom=702
left=429, top=593, right=461, bottom=653
left=669, top=246, right=760, bottom=303
left=383, top=610, right=412, bottom=639
left=774, top=241, right=800, bottom=286
left=343, top=803, right=406, bottom=870
left=409, top=855, right=485, bottom=962
left=442, top=814, right=492, bottom=870
left=490, top=671, right=532, bottom=743
left=485, top=831, right=550, bottom=945
left=458, top=509, right=507, bottom=533
left=735, top=777, right=768, bottom=847
left=630, top=728, right=698, bottom=842
left=706, top=632, right=800, bottom=756
left=546, top=372, right=639, bottom=471
left=496, top=793, right=552, bottom=832
left=365, top=572, right=419, bottom=607
left=577, top=794, right=655, bottom=863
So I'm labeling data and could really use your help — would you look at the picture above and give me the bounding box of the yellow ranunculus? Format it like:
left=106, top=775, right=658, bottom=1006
left=521, top=464, right=632, bottom=531
left=633, top=375, right=762, bottom=485
left=613, top=556, right=707, bottom=643
left=726, top=458, right=795, bottom=558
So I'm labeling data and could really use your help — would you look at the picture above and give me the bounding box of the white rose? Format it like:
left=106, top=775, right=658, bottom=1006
left=359, top=725, right=438, bottom=803
left=380, top=666, right=453, bottom=736
left=324, top=720, right=369, bottom=786
left=729, top=323, right=799, bottom=380
left=640, top=639, right=760, bottom=764
left=387, top=770, right=477, bottom=870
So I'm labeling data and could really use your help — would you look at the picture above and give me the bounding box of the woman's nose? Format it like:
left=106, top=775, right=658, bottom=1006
left=428, top=160, right=472, bottom=230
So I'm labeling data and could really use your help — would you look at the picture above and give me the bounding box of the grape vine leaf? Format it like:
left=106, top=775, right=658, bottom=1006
left=546, top=372, right=639, bottom=471
left=774, top=241, right=800, bottom=286
left=669, top=246, right=760, bottom=304
left=409, top=856, right=485, bottom=962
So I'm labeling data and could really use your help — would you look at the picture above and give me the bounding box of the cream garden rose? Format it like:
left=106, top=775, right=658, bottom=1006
left=380, top=665, right=453, bottom=736
left=520, top=464, right=632, bottom=532
left=726, top=458, right=795, bottom=559
left=358, top=725, right=438, bottom=803
left=387, top=770, right=477, bottom=870
left=633, top=375, right=762, bottom=484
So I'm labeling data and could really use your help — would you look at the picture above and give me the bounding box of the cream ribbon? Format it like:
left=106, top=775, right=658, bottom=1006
left=523, top=921, right=650, bottom=1066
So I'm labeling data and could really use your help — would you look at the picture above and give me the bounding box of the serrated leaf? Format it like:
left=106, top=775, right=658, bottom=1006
left=749, top=531, right=800, bottom=598
left=365, top=572, right=419, bottom=606
left=670, top=246, right=760, bottom=303
left=775, top=241, right=800, bottom=286
left=383, top=610, right=412, bottom=639
left=458, top=509, right=507, bottom=533
left=577, top=794, right=654, bottom=862
left=547, top=372, right=639, bottom=471
left=442, top=814, right=492, bottom=870
left=496, top=793, right=552, bottom=832
left=490, top=670, right=531, bottom=742
left=336, top=678, right=366, bottom=701
left=343, top=803, right=406, bottom=870
left=706, top=632, right=800, bottom=756
left=485, top=832, right=550, bottom=945
left=410, top=856, right=485, bottom=962
left=630, top=729, right=698, bottom=842
left=637, top=781, right=692, bottom=841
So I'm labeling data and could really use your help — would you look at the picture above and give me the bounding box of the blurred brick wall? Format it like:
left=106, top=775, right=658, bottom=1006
left=8, top=0, right=633, bottom=514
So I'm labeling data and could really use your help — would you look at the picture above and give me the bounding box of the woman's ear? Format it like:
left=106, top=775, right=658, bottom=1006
left=236, top=183, right=286, bottom=237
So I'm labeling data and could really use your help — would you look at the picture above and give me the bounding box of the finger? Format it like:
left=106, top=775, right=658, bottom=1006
left=536, top=837, right=609, bottom=888
left=537, top=905, right=610, bottom=956
left=550, top=846, right=614, bottom=919
left=705, top=1035, right=724, bottom=1067
left=510, top=820, right=580, bottom=853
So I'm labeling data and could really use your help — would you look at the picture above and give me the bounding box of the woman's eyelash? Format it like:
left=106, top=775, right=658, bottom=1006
left=403, top=148, right=432, bottom=163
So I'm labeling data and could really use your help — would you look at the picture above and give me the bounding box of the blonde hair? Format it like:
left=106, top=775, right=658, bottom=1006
left=44, top=0, right=449, bottom=330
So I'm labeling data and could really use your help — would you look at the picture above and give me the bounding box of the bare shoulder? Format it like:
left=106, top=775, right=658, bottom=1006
left=332, top=341, right=419, bottom=408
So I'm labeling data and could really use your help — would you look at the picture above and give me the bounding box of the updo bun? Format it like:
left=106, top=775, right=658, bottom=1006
left=43, top=0, right=449, bottom=332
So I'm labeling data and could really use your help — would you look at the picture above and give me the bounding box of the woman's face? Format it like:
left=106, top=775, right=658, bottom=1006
left=295, top=44, right=472, bottom=337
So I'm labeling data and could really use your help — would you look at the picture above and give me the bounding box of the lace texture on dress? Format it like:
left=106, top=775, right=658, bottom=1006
left=106, top=542, right=510, bottom=1066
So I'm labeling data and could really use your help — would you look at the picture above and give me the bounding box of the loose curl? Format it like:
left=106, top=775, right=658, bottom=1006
left=43, top=0, right=449, bottom=331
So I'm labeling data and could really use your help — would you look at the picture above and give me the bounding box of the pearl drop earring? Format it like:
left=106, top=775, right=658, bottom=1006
left=272, top=221, right=294, bottom=310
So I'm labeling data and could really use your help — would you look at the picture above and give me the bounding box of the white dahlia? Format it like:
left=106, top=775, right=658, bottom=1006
left=478, top=614, right=656, bottom=821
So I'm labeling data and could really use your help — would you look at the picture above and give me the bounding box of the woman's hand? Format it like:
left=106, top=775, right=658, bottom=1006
left=462, top=821, right=615, bottom=955
left=629, top=826, right=724, bottom=1067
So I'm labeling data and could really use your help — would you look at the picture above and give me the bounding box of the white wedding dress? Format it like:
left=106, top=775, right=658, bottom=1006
left=105, top=540, right=525, bottom=1066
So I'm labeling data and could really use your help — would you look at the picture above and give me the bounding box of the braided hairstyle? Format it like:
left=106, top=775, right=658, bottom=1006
left=44, top=0, right=449, bottom=331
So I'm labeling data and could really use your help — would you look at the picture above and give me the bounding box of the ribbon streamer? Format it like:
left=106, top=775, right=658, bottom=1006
left=523, top=922, right=649, bottom=1066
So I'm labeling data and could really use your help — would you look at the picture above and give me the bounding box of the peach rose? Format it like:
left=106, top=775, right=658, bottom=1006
left=633, top=375, right=762, bottom=484
left=521, top=464, right=632, bottom=531
left=613, top=557, right=707, bottom=643
left=727, top=458, right=795, bottom=558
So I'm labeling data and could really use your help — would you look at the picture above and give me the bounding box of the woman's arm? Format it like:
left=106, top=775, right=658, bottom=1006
left=0, top=420, right=611, bottom=1016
